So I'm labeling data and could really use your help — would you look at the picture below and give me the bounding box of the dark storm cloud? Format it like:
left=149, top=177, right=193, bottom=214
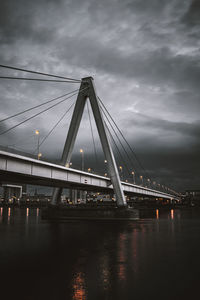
left=122, top=112, right=200, bottom=141
left=182, top=0, right=200, bottom=26
left=0, top=0, right=55, bottom=43
left=0, top=0, right=199, bottom=191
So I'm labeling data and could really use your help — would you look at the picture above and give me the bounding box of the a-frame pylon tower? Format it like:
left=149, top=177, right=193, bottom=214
left=51, top=77, right=127, bottom=207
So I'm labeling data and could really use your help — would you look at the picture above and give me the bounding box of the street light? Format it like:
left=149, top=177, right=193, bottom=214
left=104, top=159, right=107, bottom=176
left=147, top=178, right=151, bottom=188
left=119, top=166, right=123, bottom=180
left=35, top=130, right=41, bottom=160
left=131, top=171, right=135, bottom=184
left=80, top=149, right=84, bottom=171
left=140, top=175, right=143, bottom=186
left=88, top=168, right=91, bottom=172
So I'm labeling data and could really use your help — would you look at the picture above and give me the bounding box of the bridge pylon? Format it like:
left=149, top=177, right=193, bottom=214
left=51, top=77, right=127, bottom=207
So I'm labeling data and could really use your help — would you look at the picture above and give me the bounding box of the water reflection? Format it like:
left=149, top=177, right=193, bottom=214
left=72, top=271, right=86, bottom=300
left=0, top=207, right=199, bottom=299
left=117, top=233, right=127, bottom=283
left=26, top=207, right=29, bottom=222
left=0, top=207, right=41, bottom=225
left=0, top=207, right=12, bottom=224
left=131, top=228, right=139, bottom=274
left=0, top=207, right=3, bottom=224
left=100, top=254, right=110, bottom=292
left=8, top=207, right=11, bottom=224
left=171, top=209, right=174, bottom=220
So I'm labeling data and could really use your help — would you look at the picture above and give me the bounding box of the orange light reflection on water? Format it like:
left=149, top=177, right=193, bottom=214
left=156, top=209, right=159, bottom=219
left=171, top=209, right=174, bottom=220
left=72, top=272, right=86, bottom=300
left=132, top=228, right=138, bottom=274
left=8, top=207, right=11, bottom=224
left=118, top=233, right=126, bottom=282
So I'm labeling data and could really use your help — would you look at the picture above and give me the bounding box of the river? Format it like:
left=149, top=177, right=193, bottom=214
left=0, top=207, right=199, bottom=300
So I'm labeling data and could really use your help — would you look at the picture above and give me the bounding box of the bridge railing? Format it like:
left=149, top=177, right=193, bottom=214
left=0, top=145, right=59, bottom=165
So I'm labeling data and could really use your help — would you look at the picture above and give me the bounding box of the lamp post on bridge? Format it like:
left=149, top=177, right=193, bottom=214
left=119, top=166, right=123, bottom=181
left=104, top=159, right=107, bottom=176
left=35, top=130, right=42, bottom=160
left=80, top=149, right=84, bottom=171
left=140, top=175, right=143, bottom=186
left=131, top=171, right=135, bottom=184
left=147, top=178, right=151, bottom=188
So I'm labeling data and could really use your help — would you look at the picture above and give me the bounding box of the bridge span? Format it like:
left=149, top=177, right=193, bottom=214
left=0, top=150, right=176, bottom=200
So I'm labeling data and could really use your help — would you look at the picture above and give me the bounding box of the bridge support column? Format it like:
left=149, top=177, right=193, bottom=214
left=51, top=77, right=126, bottom=207
left=70, top=189, right=78, bottom=204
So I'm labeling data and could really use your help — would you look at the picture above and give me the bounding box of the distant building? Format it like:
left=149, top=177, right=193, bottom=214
left=185, top=190, right=200, bottom=206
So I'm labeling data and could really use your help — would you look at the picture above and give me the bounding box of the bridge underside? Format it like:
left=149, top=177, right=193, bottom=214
left=0, top=151, right=177, bottom=200
left=0, top=170, right=113, bottom=194
left=0, top=171, right=166, bottom=200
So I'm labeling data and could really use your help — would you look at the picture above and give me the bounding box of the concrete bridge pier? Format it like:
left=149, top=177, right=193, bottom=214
left=70, top=189, right=78, bottom=204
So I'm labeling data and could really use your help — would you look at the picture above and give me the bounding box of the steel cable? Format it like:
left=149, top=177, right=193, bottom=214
left=0, top=64, right=81, bottom=82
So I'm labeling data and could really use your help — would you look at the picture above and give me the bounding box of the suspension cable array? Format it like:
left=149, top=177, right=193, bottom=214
left=0, top=86, right=88, bottom=136
left=0, top=88, right=81, bottom=124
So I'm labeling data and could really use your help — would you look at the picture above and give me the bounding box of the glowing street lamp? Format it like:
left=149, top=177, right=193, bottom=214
left=131, top=171, right=135, bottom=184
left=80, top=149, right=84, bottom=171
left=104, top=159, right=107, bottom=175
left=35, top=130, right=41, bottom=160
left=88, top=168, right=91, bottom=173
left=119, top=166, right=123, bottom=180
left=140, top=175, right=143, bottom=186
left=147, top=178, right=151, bottom=188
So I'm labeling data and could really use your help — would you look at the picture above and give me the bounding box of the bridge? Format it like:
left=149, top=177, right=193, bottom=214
left=0, top=64, right=181, bottom=208
left=0, top=150, right=176, bottom=200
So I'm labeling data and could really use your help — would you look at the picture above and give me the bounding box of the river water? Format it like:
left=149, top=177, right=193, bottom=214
left=0, top=207, right=199, bottom=300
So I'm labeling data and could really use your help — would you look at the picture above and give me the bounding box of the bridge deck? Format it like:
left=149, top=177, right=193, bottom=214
left=0, top=150, right=175, bottom=199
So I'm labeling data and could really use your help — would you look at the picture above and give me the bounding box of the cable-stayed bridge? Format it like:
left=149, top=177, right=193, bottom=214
left=0, top=64, right=181, bottom=207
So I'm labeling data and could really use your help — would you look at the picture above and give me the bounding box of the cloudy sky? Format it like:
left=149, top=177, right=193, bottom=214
left=0, top=0, right=200, bottom=191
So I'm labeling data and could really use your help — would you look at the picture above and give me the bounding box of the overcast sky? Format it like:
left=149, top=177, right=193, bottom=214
left=0, top=0, right=200, bottom=191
